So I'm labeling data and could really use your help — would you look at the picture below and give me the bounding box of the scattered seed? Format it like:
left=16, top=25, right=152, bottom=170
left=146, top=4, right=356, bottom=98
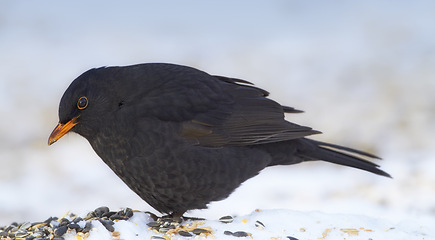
left=99, top=219, right=115, bottom=232
left=0, top=209, right=223, bottom=239
left=31, top=222, right=46, bottom=229
left=69, top=213, right=77, bottom=219
left=44, top=217, right=56, bottom=224
left=58, top=218, right=70, bottom=226
left=340, top=228, right=359, bottom=236
left=170, top=221, right=180, bottom=227
left=95, top=206, right=110, bottom=218
left=31, top=231, right=45, bottom=238
left=145, top=212, right=158, bottom=221
left=287, top=236, right=299, bottom=240
left=109, top=213, right=122, bottom=220
left=233, top=231, right=250, bottom=237
left=159, top=227, right=173, bottom=233
left=146, top=221, right=161, bottom=228
left=86, top=212, right=96, bottom=219
left=42, top=227, right=51, bottom=236
left=178, top=230, right=192, bottom=237
left=72, top=217, right=83, bottom=224
left=218, top=216, right=234, bottom=223
left=192, top=228, right=210, bottom=235
left=102, top=211, right=116, bottom=219
left=224, top=231, right=251, bottom=237
left=150, top=236, right=166, bottom=240
left=53, top=226, right=67, bottom=237
left=255, top=220, right=265, bottom=230
left=112, top=231, right=120, bottom=239
left=162, top=221, right=172, bottom=228
left=26, top=235, right=36, bottom=240
left=81, top=222, right=92, bottom=233
left=19, top=222, right=32, bottom=230
left=124, top=208, right=133, bottom=218
left=67, top=223, right=81, bottom=230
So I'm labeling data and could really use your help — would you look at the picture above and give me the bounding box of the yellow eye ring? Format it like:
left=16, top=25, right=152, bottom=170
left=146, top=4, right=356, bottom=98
left=77, top=96, right=88, bottom=109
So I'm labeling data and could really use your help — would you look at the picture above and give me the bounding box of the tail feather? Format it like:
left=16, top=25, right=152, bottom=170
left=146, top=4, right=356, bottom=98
left=301, top=139, right=391, bottom=178
left=311, top=140, right=380, bottom=159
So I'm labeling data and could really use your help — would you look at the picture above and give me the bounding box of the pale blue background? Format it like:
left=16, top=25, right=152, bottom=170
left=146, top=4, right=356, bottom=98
left=1, top=0, right=434, bottom=225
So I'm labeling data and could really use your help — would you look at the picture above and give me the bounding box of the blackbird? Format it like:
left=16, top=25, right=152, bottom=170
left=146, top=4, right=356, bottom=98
left=48, top=63, right=390, bottom=218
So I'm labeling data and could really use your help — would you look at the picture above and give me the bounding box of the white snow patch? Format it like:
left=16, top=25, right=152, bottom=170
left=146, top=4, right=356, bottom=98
left=58, top=210, right=433, bottom=240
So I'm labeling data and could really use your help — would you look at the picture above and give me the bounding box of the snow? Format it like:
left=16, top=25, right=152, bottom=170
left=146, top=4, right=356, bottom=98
left=1, top=0, right=435, bottom=239
left=57, top=209, right=434, bottom=239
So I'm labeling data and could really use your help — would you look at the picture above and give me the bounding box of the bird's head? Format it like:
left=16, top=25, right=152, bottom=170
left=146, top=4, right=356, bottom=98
left=48, top=67, right=116, bottom=145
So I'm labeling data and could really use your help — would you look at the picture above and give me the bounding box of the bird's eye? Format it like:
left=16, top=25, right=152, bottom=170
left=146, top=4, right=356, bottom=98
left=77, top=96, right=88, bottom=109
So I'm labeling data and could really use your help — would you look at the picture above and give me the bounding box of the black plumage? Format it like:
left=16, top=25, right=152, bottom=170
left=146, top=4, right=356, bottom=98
left=48, top=63, right=390, bottom=217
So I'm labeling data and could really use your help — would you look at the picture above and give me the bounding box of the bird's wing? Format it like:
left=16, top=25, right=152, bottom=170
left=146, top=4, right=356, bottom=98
left=179, top=76, right=320, bottom=147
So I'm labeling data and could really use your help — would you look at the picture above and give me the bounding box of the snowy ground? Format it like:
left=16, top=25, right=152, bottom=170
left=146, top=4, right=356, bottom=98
left=63, top=209, right=435, bottom=239
left=1, top=0, right=435, bottom=239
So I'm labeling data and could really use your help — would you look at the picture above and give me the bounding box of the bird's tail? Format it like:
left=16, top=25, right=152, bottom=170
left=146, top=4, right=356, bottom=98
left=299, top=139, right=391, bottom=178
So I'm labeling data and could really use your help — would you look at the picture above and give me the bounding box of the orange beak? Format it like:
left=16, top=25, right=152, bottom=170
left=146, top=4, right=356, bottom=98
left=48, top=116, right=80, bottom=145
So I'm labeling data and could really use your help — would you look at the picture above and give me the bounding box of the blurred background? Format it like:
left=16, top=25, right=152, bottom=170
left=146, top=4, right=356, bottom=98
left=1, top=0, right=434, bottom=226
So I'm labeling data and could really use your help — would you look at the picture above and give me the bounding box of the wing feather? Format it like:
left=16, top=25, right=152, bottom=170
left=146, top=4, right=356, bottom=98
left=181, top=76, right=319, bottom=147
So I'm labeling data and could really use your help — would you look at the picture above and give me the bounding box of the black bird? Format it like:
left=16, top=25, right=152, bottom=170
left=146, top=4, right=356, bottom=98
left=48, top=63, right=390, bottom=218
